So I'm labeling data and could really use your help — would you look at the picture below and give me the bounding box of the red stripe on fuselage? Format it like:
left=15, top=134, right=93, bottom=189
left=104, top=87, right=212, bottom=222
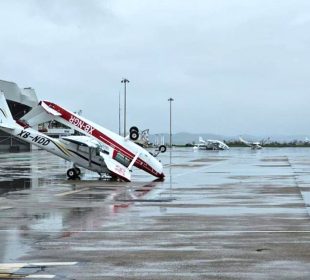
left=42, top=101, right=163, bottom=178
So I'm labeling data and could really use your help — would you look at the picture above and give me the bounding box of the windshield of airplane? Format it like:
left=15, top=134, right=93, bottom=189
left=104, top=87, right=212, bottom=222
left=114, top=152, right=130, bottom=167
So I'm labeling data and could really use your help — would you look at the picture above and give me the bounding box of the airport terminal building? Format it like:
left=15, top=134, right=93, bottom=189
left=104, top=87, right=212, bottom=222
left=0, top=80, right=38, bottom=152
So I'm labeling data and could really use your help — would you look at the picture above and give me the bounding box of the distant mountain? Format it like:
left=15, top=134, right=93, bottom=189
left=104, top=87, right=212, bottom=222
left=149, top=132, right=309, bottom=145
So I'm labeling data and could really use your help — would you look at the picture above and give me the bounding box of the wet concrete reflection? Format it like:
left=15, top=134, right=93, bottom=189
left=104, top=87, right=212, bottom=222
left=0, top=148, right=310, bottom=278
left=0, top=179, right=31, bottom=196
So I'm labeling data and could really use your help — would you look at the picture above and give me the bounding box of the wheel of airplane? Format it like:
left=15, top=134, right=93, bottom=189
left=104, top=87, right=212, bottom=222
left=129, top=126, right=139, bottom=133
left=67, top=168, right=77, bottom=179
left=130, top=130, right=139, bottom=141
left=159, top=145, right=167, bottom=153
left=75, top=167, right=81, bottom=176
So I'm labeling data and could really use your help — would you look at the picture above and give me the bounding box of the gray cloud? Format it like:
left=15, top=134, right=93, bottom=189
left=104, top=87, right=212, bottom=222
left=0, top=0, right=309, bottom=136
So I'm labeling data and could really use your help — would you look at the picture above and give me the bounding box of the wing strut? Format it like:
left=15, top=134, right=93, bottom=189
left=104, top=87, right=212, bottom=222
left=128, top=152, right=141, bottom=170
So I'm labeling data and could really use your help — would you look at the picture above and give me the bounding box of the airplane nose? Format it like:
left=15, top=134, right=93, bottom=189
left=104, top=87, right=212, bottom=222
left=155, top=163, right=165, bottom=178
left=150, top=157, right=164, bottom=178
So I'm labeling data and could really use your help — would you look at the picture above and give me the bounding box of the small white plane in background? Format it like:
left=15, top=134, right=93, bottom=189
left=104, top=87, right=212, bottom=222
left=20, top=98, right=165, bottom=180
left=193, top=137, right=229, bottom=150
left=239, top=136, right=270, bottom=150
left=0, top=93, right=136, bottom=181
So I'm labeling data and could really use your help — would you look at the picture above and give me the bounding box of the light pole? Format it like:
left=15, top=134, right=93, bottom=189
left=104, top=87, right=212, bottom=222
left=168, top=97, right=174, bottom=148
left=118, top=91, right=121, bottom=135
left=121, top=78, right=130, bottom=137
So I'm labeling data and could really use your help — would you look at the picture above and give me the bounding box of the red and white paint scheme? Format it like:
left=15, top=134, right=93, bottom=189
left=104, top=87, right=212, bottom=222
left=0, top=92, right=134, bottom=181
left=22, top=100, right=165, bottom=180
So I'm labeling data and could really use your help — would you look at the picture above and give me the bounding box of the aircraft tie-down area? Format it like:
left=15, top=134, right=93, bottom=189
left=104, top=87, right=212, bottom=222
left=0, top=92, right=166, bottom=181
left=193, top=136, right=230, bottom=150
left=239, top=136, right=270, bottom=150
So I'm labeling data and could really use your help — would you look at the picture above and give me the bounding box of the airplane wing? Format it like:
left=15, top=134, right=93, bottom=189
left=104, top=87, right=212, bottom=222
left=61, top=135, right=100, bottom=148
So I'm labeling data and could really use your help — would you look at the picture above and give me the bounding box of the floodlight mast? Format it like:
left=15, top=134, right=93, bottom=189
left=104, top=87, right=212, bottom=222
left=121, top=78, right=130, bottom=137
left=168, top=97, right=174, bottom=148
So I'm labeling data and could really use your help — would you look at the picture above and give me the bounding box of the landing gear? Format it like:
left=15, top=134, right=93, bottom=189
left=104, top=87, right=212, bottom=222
left=130, top=126, right=139, bottom=133
left=129, top=126, right=139, bottom=141
left=67, top=167, right=81, bottom=179
left=75, top=167, right=81, bottom=176
left=67, top=168, right=77, bottom=179
left=159, top=145, right=167, bottom=153
left=130, top=130, right=139, bottom=140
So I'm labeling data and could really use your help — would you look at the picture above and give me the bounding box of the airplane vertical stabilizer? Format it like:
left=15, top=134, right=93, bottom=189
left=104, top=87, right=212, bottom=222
left=0, top=92, right=16, bottom=130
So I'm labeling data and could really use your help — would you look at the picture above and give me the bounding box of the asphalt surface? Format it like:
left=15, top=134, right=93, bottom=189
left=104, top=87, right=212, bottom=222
left=0, top=148, right=310, bottom=279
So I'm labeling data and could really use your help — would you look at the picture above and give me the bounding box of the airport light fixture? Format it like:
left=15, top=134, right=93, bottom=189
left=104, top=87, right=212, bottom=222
left=168, top=97, right=174, bottom=148
left=121, top=78, right=130, bottom=137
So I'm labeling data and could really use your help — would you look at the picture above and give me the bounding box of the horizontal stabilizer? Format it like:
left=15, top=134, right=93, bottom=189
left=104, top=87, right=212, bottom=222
left=40, top=101, right=62, bottom=116
left=22, top=106, right=53, bottom=127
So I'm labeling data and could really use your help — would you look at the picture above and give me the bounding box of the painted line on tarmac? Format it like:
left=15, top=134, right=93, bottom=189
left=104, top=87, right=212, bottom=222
left=0, top=229, right=309, bottom=233
left=172, top=161, right=227, bottom=178
left=25, top=276, right=55, bottom=279
left=55, top=187, right=90, bottom=197
left=0, top=207, right=13, bottom=210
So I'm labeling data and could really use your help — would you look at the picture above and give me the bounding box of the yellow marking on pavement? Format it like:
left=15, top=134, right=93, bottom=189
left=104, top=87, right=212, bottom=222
left=0, top=262, right=77, bottom=279
left=0, top=273, right=54, bottom=279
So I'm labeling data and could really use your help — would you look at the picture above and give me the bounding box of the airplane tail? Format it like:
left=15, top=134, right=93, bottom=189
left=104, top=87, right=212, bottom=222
left=199, top=136, right=205, bottom=143
left=0, top=92, right=16, bottom=130
left=239, top=136, right=246, bottom=143
left=100, top=152, right=131, bottom=182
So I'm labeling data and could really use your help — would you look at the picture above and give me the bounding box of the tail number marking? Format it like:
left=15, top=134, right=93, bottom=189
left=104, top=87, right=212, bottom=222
left=17, top=130, right=50, bottom=146
left=69, top=115, right=95, bottom=134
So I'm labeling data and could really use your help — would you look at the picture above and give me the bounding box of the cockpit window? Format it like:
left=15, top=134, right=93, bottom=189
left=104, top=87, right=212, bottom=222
left=114, top=152, right=130, bottom=167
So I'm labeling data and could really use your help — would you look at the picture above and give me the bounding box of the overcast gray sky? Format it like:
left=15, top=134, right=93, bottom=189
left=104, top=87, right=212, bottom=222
left=0, top=0, right=310, bottom=135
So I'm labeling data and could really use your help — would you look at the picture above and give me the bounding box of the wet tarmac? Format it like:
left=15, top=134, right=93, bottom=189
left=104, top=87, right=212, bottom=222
left=0, top=148, right=310, bottom=279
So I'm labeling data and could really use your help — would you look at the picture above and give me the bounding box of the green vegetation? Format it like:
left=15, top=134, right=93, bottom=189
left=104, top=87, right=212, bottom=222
left=176, top=141, right=310, bottom=148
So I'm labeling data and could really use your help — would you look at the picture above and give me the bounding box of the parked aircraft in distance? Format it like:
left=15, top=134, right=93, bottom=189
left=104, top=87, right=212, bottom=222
left=239, top=136, right=269, bottom=150
left=21, top=99, right=166, bottom=180
left=0, top=93, right=137, bottom=180
left=193, top=137, right=229, bottom=150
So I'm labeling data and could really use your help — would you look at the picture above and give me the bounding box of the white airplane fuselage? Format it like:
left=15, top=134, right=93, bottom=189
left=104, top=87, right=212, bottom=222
left=194, top=138, right=229, bottom=151
left=0, top=124, right=112, bottom=175
left=38, top=101, right=164, bottom=179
